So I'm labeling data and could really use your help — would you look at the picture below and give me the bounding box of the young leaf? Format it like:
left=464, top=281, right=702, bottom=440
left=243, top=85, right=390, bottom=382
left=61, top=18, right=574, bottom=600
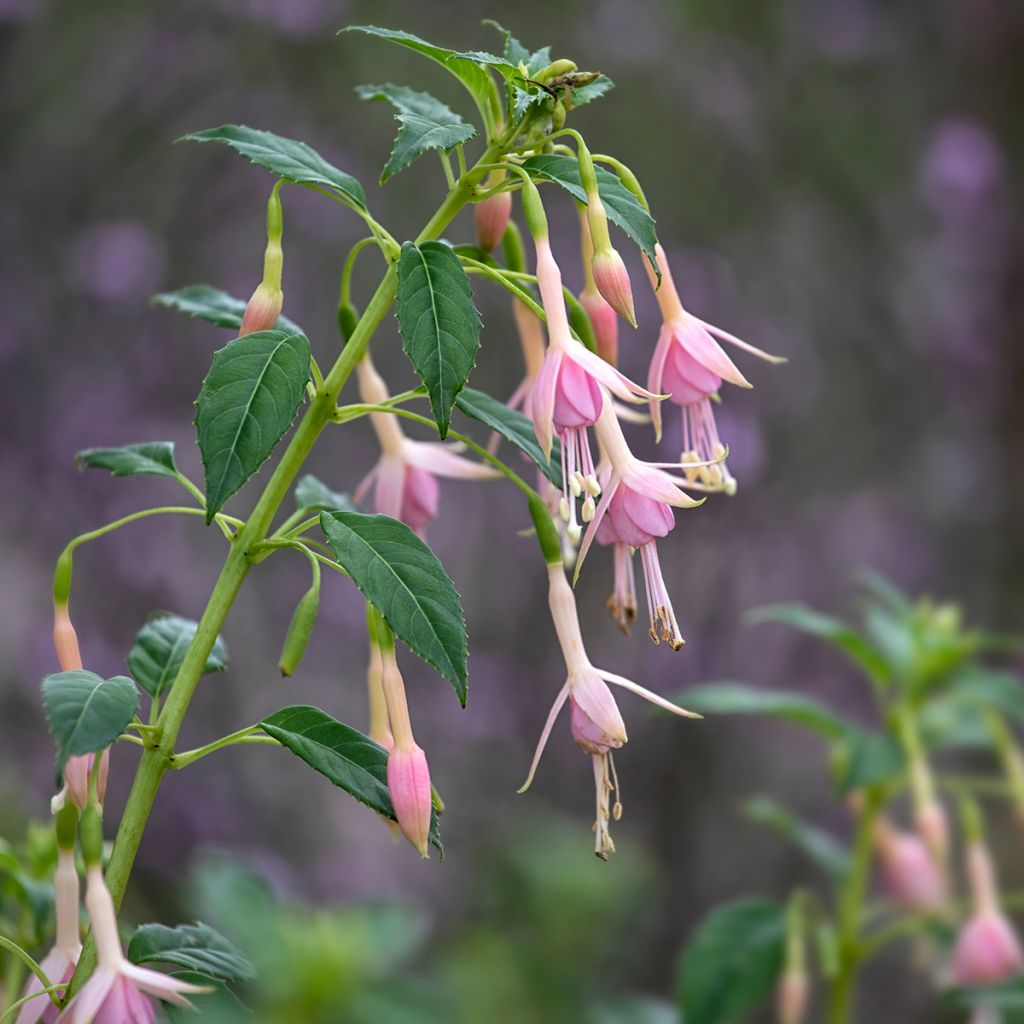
left=127, top=922, right=255, bottom=981
left=76, top=442, right=179, bottom=480
left=195, top=330, right=311, bottom=521
left=179, top=126, right=366, bottom=209
left=833, top=727, right=905, bottom=795
left=41, top=670, right=139, bottom=776
left=396, top=241, right=481, bottom=439
left=483, top=19, right=550, bottom=73
left=356, top=84, right=476, bottom=183
left=342, top=26, right=496, bottom=127
left=678, top=683, right=848, bottom=739
left=520, top=154, right=659, bottom=276
left=152, top=284, right=304, bottom=336
left=260, top=705, right=442, bottom=852
left=454, top=386, right=562, bottom=489
left=571, top=75, right=615, bottom=107
left=127, top=614, right=229, bottom=700
left=676, top=899, right=785, bottom=1024
left=293, top=474, right=355, bottom=514
left=319, top=511, right=467, bottom=703
left=744, top=796, right=851, bottom=880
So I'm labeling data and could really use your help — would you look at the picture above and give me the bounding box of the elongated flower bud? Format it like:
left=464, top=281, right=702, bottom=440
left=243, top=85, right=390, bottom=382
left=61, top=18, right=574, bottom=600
left=874, top=817, right=947, bottom=912
left=278, top=582, right=320, bottom=677
left=240, top=281, right=283, bottom=335
left=591, top=245, right=636, bottom=327
left=387, top=742, right=432, bottom=859
left=475, top=186, right=512, bottom=253
left=775, top=971, right=808, bottom=1024
left=240, top=183, right=284, bottom=335
left=52, top=604, right=81, bottom=673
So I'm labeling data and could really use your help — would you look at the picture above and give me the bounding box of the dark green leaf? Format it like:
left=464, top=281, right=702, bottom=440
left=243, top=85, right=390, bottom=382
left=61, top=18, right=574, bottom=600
left=260, top=706, right=442, bottom=853
left=41, top=671, right=139, bottom=776
left=676, top=899, right=785, bottom=1024
left=521, top=154, right=659, bottom=276
left=454, top=386, right=562, bottom=488
left=744, top=796, right=851, bottom=880
left=356, top=84, right=476, bottom=183
left=833, top=727, right=905, bottom=795
left=127, top=614, right=229, bottom=700
left=319, top=511, right=467, bottom=702
left=128, top=922, right=255, bottom=981
left=747, top=604, right=891, bottom=685
left=396, top=241, right=481, bottom=439
left=293, top=474, right=356, bottom=514
left=152, top=285, right=304, bottom=335
left=195, top=330, right=311, bottom=521
left=179, top=126, right=366, bottom=209
left=76, top=442, right=179, bottom=480
left=945, top=978, right=1024, bottom=1013
left=679, top=683, right=848, bottom=739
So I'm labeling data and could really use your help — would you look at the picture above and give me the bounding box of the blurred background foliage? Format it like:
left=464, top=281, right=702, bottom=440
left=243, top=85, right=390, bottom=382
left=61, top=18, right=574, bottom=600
left=2, top=0, right=1023, bottom=1020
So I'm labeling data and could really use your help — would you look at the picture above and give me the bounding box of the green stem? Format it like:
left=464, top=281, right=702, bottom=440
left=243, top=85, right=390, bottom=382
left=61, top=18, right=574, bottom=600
left=0, top=984, right=68, bottom=1022
left=171, top=725, right=277, bottom=770
left=0, top=937, right=54, bottom=998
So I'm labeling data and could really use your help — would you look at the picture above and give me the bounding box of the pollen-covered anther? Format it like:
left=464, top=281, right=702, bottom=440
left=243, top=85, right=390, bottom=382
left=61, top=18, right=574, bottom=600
left=570, top=472, right=584, bottom=498
left=581, top=495, right=596, bottom=522
left=585, top=474, right=602, bottom=498
left=559, top=496, right=571, bottom=522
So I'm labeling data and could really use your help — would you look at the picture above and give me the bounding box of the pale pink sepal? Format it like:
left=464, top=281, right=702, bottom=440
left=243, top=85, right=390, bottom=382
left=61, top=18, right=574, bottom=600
left=387, top=743, right=432, bottom=858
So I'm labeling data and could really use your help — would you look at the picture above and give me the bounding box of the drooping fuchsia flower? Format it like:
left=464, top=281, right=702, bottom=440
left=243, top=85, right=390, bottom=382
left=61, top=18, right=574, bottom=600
left=951, top=840, right=1024, bottom=986
left=57, top=866, right=208, bottom=1023
left=579, top=402, right=707, bottom=650
left=577, top=208, right=619, bottom=366
left=519, top=565, right=699, bottom=858
left=354, top=357, right=497, bottom=537
left=644, top=243, right=782, bottom=492
left=873, top=817, right=947, bottom=913
left=16, top=848, right=80, bottom=1024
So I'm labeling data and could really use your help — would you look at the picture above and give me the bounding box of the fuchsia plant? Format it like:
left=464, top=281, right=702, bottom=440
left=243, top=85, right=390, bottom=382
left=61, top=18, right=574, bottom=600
left=0, top=20, right=788, bottom=1022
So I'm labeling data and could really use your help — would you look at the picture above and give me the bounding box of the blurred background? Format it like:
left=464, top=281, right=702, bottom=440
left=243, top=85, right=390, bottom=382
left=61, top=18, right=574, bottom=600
left=2, top=1, right=1023, bottom=1020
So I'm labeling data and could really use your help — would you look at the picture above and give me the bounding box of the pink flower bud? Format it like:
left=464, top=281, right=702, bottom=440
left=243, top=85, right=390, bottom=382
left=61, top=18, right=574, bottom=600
left=474, top=190, right=512, bottom=252
left=64, top=750, right=109, bottom=812
left=591, top=247, right=636, bottom=327
left=775, top=970, right=809, bottom=1024
left=579, top=286, right=619, bottom=365
left=240, top=281, right=283, bottom=335
left=952, top=911, right=1024, bottom=986
left=387, top=742, right=432, bottom=859
left=53, top=606, right=82, bottom=673
left=916, top=799, right=950, bottom=864
left=876, top=825, right=947, bottom=912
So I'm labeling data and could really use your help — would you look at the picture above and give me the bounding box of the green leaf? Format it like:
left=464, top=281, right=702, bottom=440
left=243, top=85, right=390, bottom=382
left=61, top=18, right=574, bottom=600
left=454, top=386, right=562, bottom=488
left=396, top=241, right=481, bottom=439
left=319, top=511, right=467, bottom=703
left=157, top=972, right=253, bottom=1023
left=195, top=329, right=311, bottom=521
left=483, top=19, right=550, bottom=73
left=833, top=727, right=905, bottom=795
left=521, top=153, right=659, bottom=276
left=128, top=922, right=255, bottom=981
left=676, top=899, right=785, bottom=1024
left=76, top=442, right=179, bottom=480
left=127, top=614, right=229, bottom=700
left=748, top=604, right=891, bottom=686
left=944, top=668, right=1024, bottom=723
left=679, top=683, right=848, bottom=739
left=356, top=84, right=476, bottom=183
left=744, top=796, right=851, bottom=880
left=571, top=75, right=615, bottom=107
left=293, top=474, right=356, bottom=514
left=343, top=26, right=496, bottom=127
left=179, top=126, right=366, bottom=209
left=41, top=670, right=139, bottom=776
left=260, top=705, right=442, bottom=853
left=152, top=284, right=304, bottom=336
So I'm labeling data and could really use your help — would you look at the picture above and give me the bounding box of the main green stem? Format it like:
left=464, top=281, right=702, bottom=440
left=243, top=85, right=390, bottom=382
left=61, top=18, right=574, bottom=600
left=66, top=145, right=500, bottom=997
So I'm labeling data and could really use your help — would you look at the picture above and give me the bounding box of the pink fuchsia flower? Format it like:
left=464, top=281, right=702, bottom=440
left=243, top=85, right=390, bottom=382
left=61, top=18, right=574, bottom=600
left=354, top=358, right=496, bottom=537
left=57, top=867, right=208, bottom=1024
left=505, top=299, right=547, bottom=422
left=579, top=286, right=619, bottom=367
left=474, top=185, right=513, bottom=253
left=16, top=850, right=81, bottom=1024
left=519, top=565, right=699, bottom=857
left=579, top=402, right=707, bottom=650
left=873, top=817, right=947, bottom=912
left=644, top=243, right=781, bottom=491
left=952, top=841, right=1024, bottom=986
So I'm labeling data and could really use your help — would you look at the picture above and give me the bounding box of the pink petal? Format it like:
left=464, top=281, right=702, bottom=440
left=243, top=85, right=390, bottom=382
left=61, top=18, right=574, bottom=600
left=531, top=347, right=563, bottom=460
left=553, top=357, right=604, bottom=431
left=624, top=464, right=704, bottom=509
left=568, top=342, right=659, bottom=404
left=120, top=963, right=209, bottom=1006
left=574, top=475, right=620, bottom=583
left=403, top=441, right=498, bottom=481
left=697, top=317, right=787, bottom=364
left=663, top=341, right=721, bottom=405
left=59, top=968, right=117, bottom=1024
left=597, top=670, right=702, bottom=718
left=646, top=325, right=673, bottom=442
left=372, top=455, right=405, bottom=520
left=518, top=685, right=569, bottom=793
left=676, top=319, right=750, bottom=388
left=569, top=673, right=627, bottom=745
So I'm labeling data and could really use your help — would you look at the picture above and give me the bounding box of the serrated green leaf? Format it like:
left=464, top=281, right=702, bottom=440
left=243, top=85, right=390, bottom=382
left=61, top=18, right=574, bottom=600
left=571, top=75, right=615, bottom=107
left=294, top=474, right=355, bottom=514
left=744, top=796, right=851, bottom=880
left=676, top=899, right=785, bottom=1024
left=127, top=614, right=229, bottom=700
left=343, top=26, right=495, bottom=127
left=76, top=442, right=179, bottom=480
left=152, top=285, right=304, bottom=335
left=128, top=922, right=255, bottom=981
left=679, top=683, right=848, bottom=739
left=179, top=126, right=366, bottom=208
left=521, top=154, right=659, bottom=277
left=483, top=19, right=550, bottom=73
left=748, top=603, right=891, bottom=685
left=260, top=705, right=442, bottom=853
left=356, top=83, right=476, bottom=183
left=833, top=727, right=905, bottom=795
left=195, top=330, right=311, bottom=521
left=319, top=511, right=467, bottom=702
left=396, top=241, right=481, bottom=439
left=454, top=386, right=562, bottom=488
left=41, top=671, right=139, bottom=776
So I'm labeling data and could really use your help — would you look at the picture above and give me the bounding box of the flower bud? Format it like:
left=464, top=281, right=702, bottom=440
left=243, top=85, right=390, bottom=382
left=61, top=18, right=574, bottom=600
left=52, top=604, right=81, bottom=672
left=915, top=798, right=950, bottom=866
left=875, top=820, right=947, bottom=912
left=475, top=187, right=512, bottom=253
left=240, top=280, right=283, bottom=335
left=591, top=246, right=637, bottom=327
left=64, top=751, right=108, bottom=812
left=775, top=969, right=808, bottom=1024
left=337, top=302, right=360, bottom=342
left=278, top=582, right=320, bottom=677
left=387, top=742, right=432, bottom=858
left=579, top=286, right=619, bottom=365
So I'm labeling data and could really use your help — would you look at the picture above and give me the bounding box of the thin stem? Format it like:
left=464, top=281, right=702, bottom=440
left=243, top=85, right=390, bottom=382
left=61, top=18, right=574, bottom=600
left=438, top=151, right=456, bottom=190
left=461, top=259, right=545, bottom=319
left=339, top=236, right=377, bottom=309
left=0, top=937, right=55, bottom=998
left=0, top=984, right=68, bottom=1022
left=171, top=726, right=278, bottom=770
left=456, top=143, right=467, bottom=178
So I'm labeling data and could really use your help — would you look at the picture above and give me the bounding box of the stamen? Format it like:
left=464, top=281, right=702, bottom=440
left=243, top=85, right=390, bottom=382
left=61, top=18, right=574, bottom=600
left=581, top=495, right=595, bottom=522
left=639, top=543, right=684, bottom=650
